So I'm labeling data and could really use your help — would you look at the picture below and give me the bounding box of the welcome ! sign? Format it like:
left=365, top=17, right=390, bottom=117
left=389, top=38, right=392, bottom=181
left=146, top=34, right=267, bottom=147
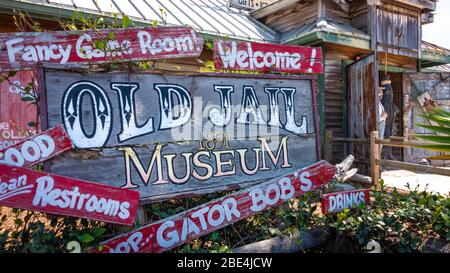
left=214, top=40, right=323, bottom=74
left=0, top=27, right=203, bottom=72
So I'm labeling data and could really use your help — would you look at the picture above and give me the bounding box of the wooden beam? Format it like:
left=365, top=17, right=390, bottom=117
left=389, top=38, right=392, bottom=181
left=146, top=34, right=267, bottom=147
left=370, top=131, right=381, bottom=188
left=421, top=12, right=434, bottom=25
left=377, top=159, right=450, bottom=176
left=251, top=0, right=301, bottom=20
left=393, top=0, right=436, bottom=11
left=331, top=0, right=349, bottom=13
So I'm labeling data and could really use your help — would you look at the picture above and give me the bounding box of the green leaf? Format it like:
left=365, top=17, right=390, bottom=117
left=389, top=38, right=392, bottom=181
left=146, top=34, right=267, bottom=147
left=94, top=40, right=105, bottom=50
left=77, top=233, right=95, bottom=244
left=428, top=108, right=450, bottom=118
left=122, top=15, right=132, bottom=28
left=92, top=227, right=107, bottom=238
left=27, top=122, right=37, bottom=127
left=415, top=145, right=450, bottom=152
left=441, top=212, right=449, bottom=223
left=14, top=218, right=23, bottom=226
left=21, top=96, right=34, bottom=102
left=425, top=155, right=450, bottom=160
left=414, top=135, right=450, bottom=144
left=418, top=114, right=450, bottom=128
left=416, top=124, right=450, bottom=135
left=268, top=227, right=282, bottom=236
left=107, top=31, right=116, bottom=40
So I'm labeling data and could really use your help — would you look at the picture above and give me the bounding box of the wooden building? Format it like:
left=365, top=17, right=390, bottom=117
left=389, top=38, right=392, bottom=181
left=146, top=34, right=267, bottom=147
left=0, top=0, right=449, bottom=170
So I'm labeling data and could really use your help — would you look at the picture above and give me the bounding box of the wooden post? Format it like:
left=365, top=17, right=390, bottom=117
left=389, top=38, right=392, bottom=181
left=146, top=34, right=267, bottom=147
left=324, top=129, right=333, bottom=162
left=370, top=131, right=380, bottom=189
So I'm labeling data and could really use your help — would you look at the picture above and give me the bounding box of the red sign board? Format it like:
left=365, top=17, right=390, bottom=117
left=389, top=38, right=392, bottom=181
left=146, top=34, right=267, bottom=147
left=93, top=160, right=335, bottom=253
left=321, top=189, right=371, bottom=214
left=0, top=125, right=72, bottom=168
left=0, top=163, right=140, bottom=225
left=0, top=27, right=204, bottom=72
left=0, top=70, right=39, bottom=148
left=213, top=40, right=323, bottom=74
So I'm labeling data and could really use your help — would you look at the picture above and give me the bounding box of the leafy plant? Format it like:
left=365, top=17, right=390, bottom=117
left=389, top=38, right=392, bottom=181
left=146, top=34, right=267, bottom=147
left=415, top=107, right=450, bottom=160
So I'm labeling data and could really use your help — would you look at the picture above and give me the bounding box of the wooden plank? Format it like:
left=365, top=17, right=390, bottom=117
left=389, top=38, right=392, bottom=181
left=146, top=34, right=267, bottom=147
left=377, top=159, right=450, bottom=176
left=0, top=125, right=72, bottom=168
left=251, top=0, right=301, bottom=19
left=370, top=131, right=380, bottom=188
left=43, top=70, right=320, bottom=203
left=321, top=188, right=371, bottom=214
left=0, top=70, right=39, bottom=148
left=0, top=163, right=140, bottom=225
left=91, top=160, right=336, bottom=253
left=213, top=40, right=323, bottom=74
left=0, top=26, right=204, bottom=72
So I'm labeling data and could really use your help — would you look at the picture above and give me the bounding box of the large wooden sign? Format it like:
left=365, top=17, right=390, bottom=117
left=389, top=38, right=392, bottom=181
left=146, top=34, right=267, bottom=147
left=228, top=0, right=279, bottom=11
left=0, top=27, right=203, bottom=72
left=0, top=125, right=72, bottom=168
left=41, top=70, right=320, bottom=203
left=93, top=160, right=335, bottom=253
left=0, top=163, right=139, bottom=225
left=214, top=40, right=323, bottom=74
left=321, top=189, right=371, bottom=214
left=0, top=70, right=39, bottom=149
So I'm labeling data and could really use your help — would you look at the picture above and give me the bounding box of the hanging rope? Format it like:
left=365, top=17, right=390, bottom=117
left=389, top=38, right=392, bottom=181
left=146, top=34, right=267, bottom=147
left=385, top=52, right=388, bottom=77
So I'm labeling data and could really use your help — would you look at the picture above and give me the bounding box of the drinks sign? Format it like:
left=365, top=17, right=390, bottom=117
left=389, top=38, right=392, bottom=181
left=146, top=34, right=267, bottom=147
left=41, top=70, right=320, bottom=203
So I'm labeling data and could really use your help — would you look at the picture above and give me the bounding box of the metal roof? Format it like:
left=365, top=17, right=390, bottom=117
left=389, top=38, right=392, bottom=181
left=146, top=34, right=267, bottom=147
left=1, top=0, right=450, bottom=64
left=280, top=20, right=370, bottom=45
left=1, top=0, right=278, bottom=42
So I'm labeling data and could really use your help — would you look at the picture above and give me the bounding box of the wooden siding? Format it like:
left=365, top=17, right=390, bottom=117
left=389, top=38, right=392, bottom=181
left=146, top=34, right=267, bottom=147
left=323, top=44, right=366, bottom=163
left=325, top=0, right=350, bottom=25
left=376, top=1, right=421, bottom=58
left=259, top=0, right=318, bottom=33
left=349, top=0, right=368, bottom=33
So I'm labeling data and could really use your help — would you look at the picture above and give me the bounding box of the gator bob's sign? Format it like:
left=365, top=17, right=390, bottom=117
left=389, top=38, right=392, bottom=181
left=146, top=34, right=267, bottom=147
left=41, top=70, right=320, bottom=203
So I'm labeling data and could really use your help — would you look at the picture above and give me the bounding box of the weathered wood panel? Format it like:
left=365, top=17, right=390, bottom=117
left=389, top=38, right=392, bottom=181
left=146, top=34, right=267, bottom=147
left=0, top=27, right=203, bottom=72
left=0, top=70, right=39, bottom=149
left=43, top=70, right=320, bottom=203
left=350, top=0, right=368, bottom=33
left=347, top=54, right=377, bottom=173
left=376, top=3, right=420, bottom=58
left=91, top=160, right=336, bottom=253
left=0, top=163, right=140, bottom=225
left=213, top=40, right=323, bottom=74
left=258, top=1, right=318, bottom=33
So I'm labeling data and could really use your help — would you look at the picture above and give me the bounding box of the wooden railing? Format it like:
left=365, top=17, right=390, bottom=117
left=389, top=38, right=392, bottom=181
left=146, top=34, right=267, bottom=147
left=324, top=130, right=450, bottom=189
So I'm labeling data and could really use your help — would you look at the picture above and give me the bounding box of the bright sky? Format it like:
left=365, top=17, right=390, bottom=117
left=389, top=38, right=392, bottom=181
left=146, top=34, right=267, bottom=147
left=422, top=1, right=450, bottom=49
